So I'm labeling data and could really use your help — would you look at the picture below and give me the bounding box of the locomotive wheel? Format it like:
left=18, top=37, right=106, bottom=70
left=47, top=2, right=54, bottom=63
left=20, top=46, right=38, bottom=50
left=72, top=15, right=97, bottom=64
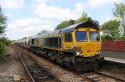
left=63, top=61, right=71, bottom=68
left=55, top=54, right=63, bottom=65
left=48, top=53, right=56, bottom=61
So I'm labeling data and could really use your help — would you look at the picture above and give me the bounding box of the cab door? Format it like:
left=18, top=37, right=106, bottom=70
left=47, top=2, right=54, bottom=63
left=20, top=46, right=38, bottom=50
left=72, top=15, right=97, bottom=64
left=62, top=32, right=74, bottom=50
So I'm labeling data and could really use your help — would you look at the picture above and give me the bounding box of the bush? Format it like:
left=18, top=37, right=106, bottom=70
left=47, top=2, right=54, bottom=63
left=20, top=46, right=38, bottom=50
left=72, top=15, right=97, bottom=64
left=0, top=42, right=6, bottom=63
left=118, top=36, right=125, bottom=40
left=0, top=37, right=10, bottom=63
left=0, top=37, right=11, bottom=46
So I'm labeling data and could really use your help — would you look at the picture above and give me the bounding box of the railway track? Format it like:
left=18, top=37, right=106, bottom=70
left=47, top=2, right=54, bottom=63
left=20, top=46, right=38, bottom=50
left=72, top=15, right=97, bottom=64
left=14, top=46, right=35, bottom=82
left=15, top=45, right=125, bottom=82
left=14, top=46, right=60, bottom=82
left=78, top=71, right=125, bottom=82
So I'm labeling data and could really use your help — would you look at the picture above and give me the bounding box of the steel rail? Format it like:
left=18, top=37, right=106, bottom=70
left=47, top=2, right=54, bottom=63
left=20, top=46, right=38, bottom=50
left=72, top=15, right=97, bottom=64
left=79, top=71, right=125, bottom=82
left=15, top=46, right=36, bottom=82
left=94, top=71, right=125, bottom=82
left=78, top=74, right=96, bottom=82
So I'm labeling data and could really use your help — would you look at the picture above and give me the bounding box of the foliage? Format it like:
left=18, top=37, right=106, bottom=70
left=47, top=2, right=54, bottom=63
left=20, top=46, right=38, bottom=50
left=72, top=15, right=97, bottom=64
left=76, top=12, right=92, bottom=23
left=113, top=3, right=125, bottom=36
left=76, top=17, right=92, bottom=23
left=119, top=36, right=125, bottom=40
left=55, top=11, right=92, bottom=30
left=0, top=7, right=8, bottom=61
left=0, top=42, right=6, bottom=55
left=0, top=37, right=10, bottom=62
left=102, top=2, right=125, bottom=40
left=55, top=20, right=75, bottom=30
left=0, top=7, right=7, bottom=35
left=101, top=20, right=120, bottom=40
left=0, top=46, right=5, bottom=63
left=113, top=3, right=125, bottom=18
left=0, top=38, right=7, bottom=62
left=0, top=37, right=11, bottom=46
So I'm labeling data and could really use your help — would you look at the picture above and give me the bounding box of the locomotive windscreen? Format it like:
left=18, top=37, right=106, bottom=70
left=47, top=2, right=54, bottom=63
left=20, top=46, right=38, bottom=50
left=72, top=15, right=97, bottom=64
left=89, top=32, right=100, bottom=41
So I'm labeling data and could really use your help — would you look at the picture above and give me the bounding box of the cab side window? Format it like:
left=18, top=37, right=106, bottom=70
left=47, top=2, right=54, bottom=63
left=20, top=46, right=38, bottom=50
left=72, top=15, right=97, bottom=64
left=64, top=33, right=72, bottom=42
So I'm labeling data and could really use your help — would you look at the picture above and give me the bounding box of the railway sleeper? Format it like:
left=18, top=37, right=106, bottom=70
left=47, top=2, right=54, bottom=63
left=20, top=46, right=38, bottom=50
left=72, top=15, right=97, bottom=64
left=28, top=63, right=55, bottom=82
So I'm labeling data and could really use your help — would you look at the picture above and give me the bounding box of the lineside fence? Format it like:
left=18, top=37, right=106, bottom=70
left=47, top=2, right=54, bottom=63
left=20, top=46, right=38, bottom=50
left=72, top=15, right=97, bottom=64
left=102, top=40, right=125, bottom=51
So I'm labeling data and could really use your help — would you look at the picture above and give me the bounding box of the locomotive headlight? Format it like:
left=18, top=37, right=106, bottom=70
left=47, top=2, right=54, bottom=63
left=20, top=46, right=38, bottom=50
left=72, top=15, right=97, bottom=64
left=76, top=51, right=80, bottom=56
left=98, top=50, right=101, bottom=54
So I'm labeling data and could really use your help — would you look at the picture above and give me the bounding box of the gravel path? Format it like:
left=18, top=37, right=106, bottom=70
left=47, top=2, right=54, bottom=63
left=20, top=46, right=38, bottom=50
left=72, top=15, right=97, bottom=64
left=0, top=46, right=29, bottom=82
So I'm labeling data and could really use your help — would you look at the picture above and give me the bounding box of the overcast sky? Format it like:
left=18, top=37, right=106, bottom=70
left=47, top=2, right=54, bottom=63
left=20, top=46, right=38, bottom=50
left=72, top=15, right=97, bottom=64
left=1, top=0, right=125, bottom=40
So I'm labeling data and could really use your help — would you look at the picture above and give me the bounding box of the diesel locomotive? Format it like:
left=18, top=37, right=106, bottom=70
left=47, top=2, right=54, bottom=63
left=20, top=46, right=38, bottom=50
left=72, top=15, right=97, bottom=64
left=18, top=20, right=102, bottom=72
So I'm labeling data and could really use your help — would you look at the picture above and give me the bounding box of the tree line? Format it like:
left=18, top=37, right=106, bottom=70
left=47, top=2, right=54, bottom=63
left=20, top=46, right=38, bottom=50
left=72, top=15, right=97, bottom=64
left=54, top=2, right=125, bottom=40
left=102, top=3, right=125, bottom=40
left=0, top=7, right=10, bottom=58
left=55, top=12, right=92, bottom=30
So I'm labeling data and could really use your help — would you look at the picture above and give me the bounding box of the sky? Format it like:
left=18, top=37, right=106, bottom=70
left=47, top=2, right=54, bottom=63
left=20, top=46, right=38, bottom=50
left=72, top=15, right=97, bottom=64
left=1, top=0, right=125, bottom=40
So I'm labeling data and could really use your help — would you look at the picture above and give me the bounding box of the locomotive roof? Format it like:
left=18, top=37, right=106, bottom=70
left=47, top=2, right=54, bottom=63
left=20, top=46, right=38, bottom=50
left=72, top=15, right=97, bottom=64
left=40, top=20, right=99, bottom=38
left=62, top=20, right=99, bottom=33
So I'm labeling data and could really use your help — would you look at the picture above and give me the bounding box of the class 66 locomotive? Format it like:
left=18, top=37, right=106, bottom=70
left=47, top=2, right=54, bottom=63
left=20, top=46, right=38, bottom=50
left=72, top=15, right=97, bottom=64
left=19, top=20, right=103, bottom=72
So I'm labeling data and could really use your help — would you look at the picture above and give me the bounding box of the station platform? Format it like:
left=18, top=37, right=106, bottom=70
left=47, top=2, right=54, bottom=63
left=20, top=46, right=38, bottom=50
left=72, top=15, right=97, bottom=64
left=101, top=51, right=125, bottom=64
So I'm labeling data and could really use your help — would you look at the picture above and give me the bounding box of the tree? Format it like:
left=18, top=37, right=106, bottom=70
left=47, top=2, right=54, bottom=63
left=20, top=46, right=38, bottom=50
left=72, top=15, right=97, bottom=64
left=76, top=17, right=92, bottom=23
left=0, top=7, right=8, bottom=58
left=102, top=20, right=120, bottom=40
left=55, top=11, right=91, bottom=30
left=113, top=3, right=125, bottom=19
left=55, top=20, right=75, bottom=30
left=76, top=11, right=92, bottom=23
left=0, top=37, right=11, bottom=46
left=113, top=3, right=125, bottom=35
left=0, top=7, right=7, bottom=36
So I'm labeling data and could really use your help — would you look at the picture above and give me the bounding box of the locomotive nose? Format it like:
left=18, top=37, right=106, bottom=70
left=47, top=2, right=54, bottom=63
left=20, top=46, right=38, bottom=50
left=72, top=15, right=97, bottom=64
left=80, top=43, right=101, bottom=57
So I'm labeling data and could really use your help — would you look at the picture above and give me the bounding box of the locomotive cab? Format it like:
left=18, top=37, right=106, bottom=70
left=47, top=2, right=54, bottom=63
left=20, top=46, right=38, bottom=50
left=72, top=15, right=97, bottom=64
left=61, top=21, right=102, bottom=71
left=62, top=21, right=101, bottom=58
left=74, top=28, right=101, bottom=57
